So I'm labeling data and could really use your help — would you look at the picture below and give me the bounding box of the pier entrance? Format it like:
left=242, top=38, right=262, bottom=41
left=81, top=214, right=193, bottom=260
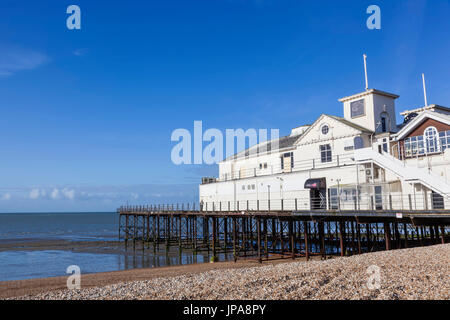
left=305, top=178, right=327, bottom=210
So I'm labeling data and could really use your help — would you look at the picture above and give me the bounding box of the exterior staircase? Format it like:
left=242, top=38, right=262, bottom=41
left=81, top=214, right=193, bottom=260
left=354, top=148, right=450, bottom=198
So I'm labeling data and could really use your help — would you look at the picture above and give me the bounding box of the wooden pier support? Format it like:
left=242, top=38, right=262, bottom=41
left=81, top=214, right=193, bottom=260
left=304, top=221, right=309, bottom=261
left=117, top=205, right=450, bottom=264
left=339, top=221, right=346, bottom=257
left=384, top=222, right=391, bottom=251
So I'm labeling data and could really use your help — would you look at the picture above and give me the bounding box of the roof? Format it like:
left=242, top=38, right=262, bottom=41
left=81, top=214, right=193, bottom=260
left=400, top=104, right=450, bottom=116
left=327, top=115, right=374, bottom=133
left=222, top=114, right=373, bottom=163
left=223, top=133, right=301, bottom=162
left=338, top=89, right=399, bottom=102
left=294, top=114, right=373, bottom=145
left=395, top=110, right=450, bottom=140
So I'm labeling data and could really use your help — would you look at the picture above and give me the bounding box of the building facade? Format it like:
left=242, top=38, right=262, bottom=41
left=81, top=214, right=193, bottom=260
left=199, top=88, right=450, bottom=212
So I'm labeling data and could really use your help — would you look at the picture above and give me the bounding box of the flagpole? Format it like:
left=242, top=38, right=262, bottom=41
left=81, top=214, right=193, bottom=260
left=363, top=54, right=369, bottom=90
left=422, top=73, right=428, bottom=107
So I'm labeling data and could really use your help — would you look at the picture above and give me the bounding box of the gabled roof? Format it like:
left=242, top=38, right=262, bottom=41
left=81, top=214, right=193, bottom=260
left=294, top=114, right=372, bottom=145
left=395, top=110, right=450, bottom=140
left=222, top=113, right=373, bottom=162
left=327, top=115, right=373, bottom=133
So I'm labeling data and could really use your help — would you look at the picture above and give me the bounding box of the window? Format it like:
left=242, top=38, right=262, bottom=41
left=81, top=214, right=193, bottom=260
left=344, top=140, right=354, bottom=151
left=432, top=191, right=444, bottom=209
left=281, top=152, right=294, bottom=169
left=241, top=185, right=245, bottom=190
left=251, top=184, right=255, bottom=190
left=382, top=138, right=388, bottom=153
left=320, top=144, right=332, bottom=163
left=381, top=116, right=387, bottom=132
left=404, top=136, right=425, bottom=157
left=321, top=124, right=329, bottom=135
left=374, top=186, right=383, bottom=210
left=350, top=99, right=365, bottom=118
left=424, top=127, right=438, bottom=153
left=354, top=136, right=364, bottom=150
left=404, top=129, right=450, bottom=157
left=329, top=188, right=339, bottom=209
left=439, top=130, right=450, bottom=151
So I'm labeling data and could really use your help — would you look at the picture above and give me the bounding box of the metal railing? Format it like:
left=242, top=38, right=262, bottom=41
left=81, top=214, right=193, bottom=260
left=203, top=153, right=356, bottom=184
left=118, top=193, right=449, bottom=214
left=200, top=193, right=449, bottom=212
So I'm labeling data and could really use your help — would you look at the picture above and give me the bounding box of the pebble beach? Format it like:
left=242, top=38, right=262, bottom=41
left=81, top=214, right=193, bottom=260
left=8, top=244, right=450, bottom=300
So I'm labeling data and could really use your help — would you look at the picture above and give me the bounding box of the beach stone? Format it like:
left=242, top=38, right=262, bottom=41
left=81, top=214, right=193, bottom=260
left=9, top=244, right=450, bottom=300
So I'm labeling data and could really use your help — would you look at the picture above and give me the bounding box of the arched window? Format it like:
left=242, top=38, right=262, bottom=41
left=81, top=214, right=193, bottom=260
left=354, top=136, right=364, bottom=150
left=424, top=127, right=439, bottom=153
left=380, top=112, right=390, bottom=133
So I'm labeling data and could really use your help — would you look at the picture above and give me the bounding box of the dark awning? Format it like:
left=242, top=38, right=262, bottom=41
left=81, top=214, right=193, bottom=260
left=304, top=178, right=326, bottom=189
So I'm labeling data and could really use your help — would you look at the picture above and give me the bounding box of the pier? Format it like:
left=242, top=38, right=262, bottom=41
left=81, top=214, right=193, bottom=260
left=117, top=197, right=450, bottom=263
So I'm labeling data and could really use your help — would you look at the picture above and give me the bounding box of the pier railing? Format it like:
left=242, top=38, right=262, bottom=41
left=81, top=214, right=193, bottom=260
left=201, top=153, right=355, bottom=184
left=118, top=193, right=450, bottom=214
left=200, top=193, right=450, bottom=212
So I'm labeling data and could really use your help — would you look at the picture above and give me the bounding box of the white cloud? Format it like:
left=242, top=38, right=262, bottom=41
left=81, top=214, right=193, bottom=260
left=1, top=193, right=11, bottom=200
left=50, top=188, right=60, bottom=200
left=131, top=193, right=139, bottom=200
left=29, top=188, right=41, bottom=199
left=0, top=44, right=49, bottom=76
left=73, top=48, right=88, bottom=56
left=62, top=188, right=75, bottom=200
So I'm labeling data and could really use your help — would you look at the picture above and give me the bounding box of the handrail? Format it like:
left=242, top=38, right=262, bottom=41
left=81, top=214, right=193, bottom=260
left=204, top=153, right=356, bottom=184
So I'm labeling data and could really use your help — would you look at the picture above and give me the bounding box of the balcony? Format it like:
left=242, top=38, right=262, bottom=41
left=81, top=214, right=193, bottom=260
left=207, top=153, right=356, bottom=183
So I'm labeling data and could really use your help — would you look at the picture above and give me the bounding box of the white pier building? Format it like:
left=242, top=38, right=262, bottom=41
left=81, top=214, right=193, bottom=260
left=199, top=84, right=450, bottom=212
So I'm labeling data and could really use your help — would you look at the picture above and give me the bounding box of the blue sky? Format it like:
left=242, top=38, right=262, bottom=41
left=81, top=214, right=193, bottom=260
left=0, top=0, right=449, bottom=212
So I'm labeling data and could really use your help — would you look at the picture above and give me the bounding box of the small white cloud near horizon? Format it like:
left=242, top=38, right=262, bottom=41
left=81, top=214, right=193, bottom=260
left=0, top=44, right=49, bottom=76
left=62, top=188, right=75, bottom=200
left=29, top=188, right=41, bottom=199
left=51, top=188, right=60, bottom=200
left=131, top=193, right=139, bottom=200
left=1, top=193, right=11, bottom=200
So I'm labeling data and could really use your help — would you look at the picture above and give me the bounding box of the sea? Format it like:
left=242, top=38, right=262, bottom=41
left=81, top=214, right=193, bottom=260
left=0, top=212, right=227, bottom=282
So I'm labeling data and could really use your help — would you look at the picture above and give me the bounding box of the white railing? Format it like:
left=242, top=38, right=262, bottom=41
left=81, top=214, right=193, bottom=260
left=207, top=153, right=355, bottom=183
left=200, top=193, right=450, bottom=212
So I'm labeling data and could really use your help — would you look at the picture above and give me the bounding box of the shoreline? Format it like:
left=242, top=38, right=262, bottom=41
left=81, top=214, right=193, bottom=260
left=0, top=239, right=121, bottom=253
left=0, top=257, right=297, bottom=299
left=3, top=244, right=449, bottom=300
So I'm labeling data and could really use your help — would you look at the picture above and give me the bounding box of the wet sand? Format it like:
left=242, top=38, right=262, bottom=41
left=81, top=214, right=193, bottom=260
left=0, top=257, right=296, bottom=299
left=0, top=239, right=123, bottom=254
